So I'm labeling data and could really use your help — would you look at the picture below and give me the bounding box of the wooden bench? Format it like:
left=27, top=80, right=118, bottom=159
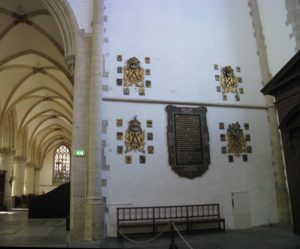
left=117, top=204, right=225, bottom=236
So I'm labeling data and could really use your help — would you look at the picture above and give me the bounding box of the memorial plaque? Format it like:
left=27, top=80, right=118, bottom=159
left=166, top=105, right=210, bottom=179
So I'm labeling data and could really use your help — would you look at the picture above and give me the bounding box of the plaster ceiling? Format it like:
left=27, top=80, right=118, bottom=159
left=0, top=0, right=73, bottom=166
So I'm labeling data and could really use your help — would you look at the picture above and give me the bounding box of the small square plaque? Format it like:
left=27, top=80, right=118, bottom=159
left=145, top=80, right=151, bottom=88
left=117, top=146, right=123, bottom=154
left=219, top=122, right=225, bottom=130
left=247, top=146, right=252, bottom=153
left=116, top=119, right=123, bottom=127
left=116, top=132, right=123, bottom=140
left=123, top=87, right=130, bottom=95
left=221, top=146, right=227, bottom=154
left=125, top=155, right=132, bottom=164
left=146, top=120, right=153, bottom=128
left=220, top=134, right=226, bottom=141
left=148, top=146, right=154, bottom=154
left=116, top=78, right=122, bottom=86
left=139, top=87, right=145, bottom=96
left=117, top=67, right=122, bottom=73
left=117, top=55, right=122, bottom=61
left=147, top=132, right=153, bottom=140
left=140, top=155, right=146, bottom=164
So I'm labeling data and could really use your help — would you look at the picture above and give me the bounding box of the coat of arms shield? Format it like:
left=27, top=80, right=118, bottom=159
left=123, top=57, right=144, bottom=87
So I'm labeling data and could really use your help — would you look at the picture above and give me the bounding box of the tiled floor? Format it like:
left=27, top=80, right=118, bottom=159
left=0, top=209, right=300, bottom=248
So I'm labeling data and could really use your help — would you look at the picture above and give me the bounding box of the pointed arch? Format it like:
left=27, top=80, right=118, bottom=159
left=43, top=0, right=79, bottom=73
left=16, top=126, right=28, bottom=156
left=1, top=107, right=17, bottom=149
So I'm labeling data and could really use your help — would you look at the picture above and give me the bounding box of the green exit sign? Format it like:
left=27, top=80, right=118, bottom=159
left=74, top=150, right=85, bottom=157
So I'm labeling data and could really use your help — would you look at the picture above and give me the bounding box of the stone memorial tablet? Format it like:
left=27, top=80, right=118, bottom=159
left=166, top=105, right=210, bottom=179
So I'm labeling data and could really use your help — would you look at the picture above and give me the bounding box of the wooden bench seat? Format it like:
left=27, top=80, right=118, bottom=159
left=117, top=204, right=225, bottom=236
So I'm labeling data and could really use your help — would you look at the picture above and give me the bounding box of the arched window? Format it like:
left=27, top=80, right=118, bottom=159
left=53, top=145, right=70, bottom=185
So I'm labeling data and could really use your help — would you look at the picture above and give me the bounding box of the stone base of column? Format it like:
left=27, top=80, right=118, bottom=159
left=276, top=187, right=292, bottom=224
left=85, top=196, right=106, bottom=241
left=3, top=196, right=12, bottom=210
left=70, top=197, right=86, bottom=241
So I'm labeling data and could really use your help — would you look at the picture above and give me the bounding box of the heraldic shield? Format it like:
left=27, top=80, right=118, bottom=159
left=226, top=122, right=246, bottom=157
left=123, top=57, right=144, bottom=87
left=125, top=116, right=145, bottom=153
left=220, top=66, right=238, bottom=93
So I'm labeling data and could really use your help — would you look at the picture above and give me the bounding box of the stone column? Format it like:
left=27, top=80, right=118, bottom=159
left=249, top=0, right=291, bottom=223
left=24, top=163, right=35, bottom=195
left=33, top=168, right=40, bottom=195
left=11, top=155, right=26, bottom=197
left=85, top=0, right=105, bottom=240
left=69, top=23, right=91, bottom=242
left=0, top=147, right=15, bottom=210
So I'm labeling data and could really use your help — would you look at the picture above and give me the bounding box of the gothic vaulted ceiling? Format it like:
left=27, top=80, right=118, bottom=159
left=0, top=0, right=73, bottom=167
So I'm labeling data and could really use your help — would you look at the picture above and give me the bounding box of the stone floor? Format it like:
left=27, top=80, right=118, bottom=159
left=0, top=209, right=300, bottom=248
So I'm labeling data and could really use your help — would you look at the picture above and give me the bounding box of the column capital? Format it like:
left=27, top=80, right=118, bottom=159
left=0, top=147, right=15, bottom=156
left=14, top=155, right=27, bottom=162
left=26, top=162, right=35, bottom=168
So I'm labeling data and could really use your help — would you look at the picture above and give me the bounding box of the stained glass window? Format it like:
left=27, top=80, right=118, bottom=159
left=53, top=145, right=70, bottom=184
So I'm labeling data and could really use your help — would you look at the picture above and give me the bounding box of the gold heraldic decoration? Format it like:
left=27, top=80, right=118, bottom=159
left=226, top=122, right=246, bottom=157
left=125, top=116, right=145, bottom=153
left=220, top=66, right=238, bottom=93
left=123, top=57, right=144, bottom=87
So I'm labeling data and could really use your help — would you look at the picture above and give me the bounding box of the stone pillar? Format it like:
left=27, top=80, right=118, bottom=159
left=0, top=147, right=15, bottom=210
left=70, top=23, right=91, bottom=242
left=24, top=163, right=35, bottom=195
left=249, top=0, right=292, bottom=223
left=33, top=168, right=40, bottom=195
left=11, top=155, right=26, bottom=197
left=85, top=0, right=105, bottom=240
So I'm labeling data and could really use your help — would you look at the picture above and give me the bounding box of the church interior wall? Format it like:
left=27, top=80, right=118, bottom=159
left=103, top=102, right=278, bottom=236
left=67, top=0, right=93, bottom=33
left=59, top=0, right=298, bottom=237
left=102, top=0, right=266, bottom=106
left=257, top=0, right=296, bottom=76
left=94, top=0, right=281, bottom=236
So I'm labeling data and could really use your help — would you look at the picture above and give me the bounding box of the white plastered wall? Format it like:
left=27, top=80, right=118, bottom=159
left=64, top=0, right=294, bottom=236
left=67, top=0, right=93, bottom=33
left=257, top=0, right=296, bottom=76
left=103, top=103, right=278, bottom=236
